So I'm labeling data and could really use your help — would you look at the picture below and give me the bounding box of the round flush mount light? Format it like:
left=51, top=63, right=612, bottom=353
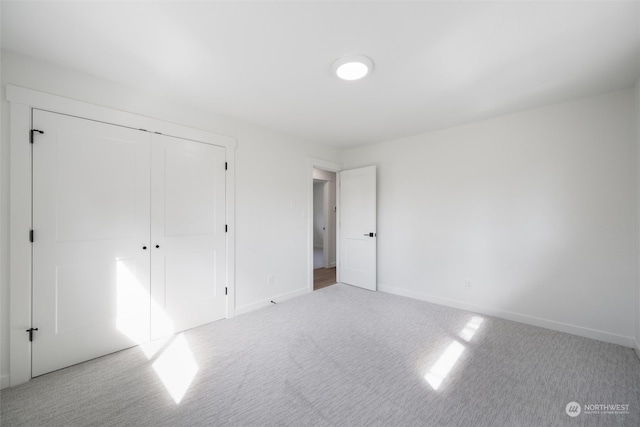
left=332, top=54, right=373, bottom=81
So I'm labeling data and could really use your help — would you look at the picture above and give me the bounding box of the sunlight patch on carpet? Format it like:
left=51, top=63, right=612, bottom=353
left=152, top=333, right=199, bottom=404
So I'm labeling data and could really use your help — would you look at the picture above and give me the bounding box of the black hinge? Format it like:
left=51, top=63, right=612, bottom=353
left=30, top=129, right=44, bottom=144
left=225, top=224, right=228, bottom=233
left=29, top=229, right=34, bottom=243
left=225, top=162, right=228, bottom=170
left=225, top=287, right=228, bottom=295
left=26, top=327, right=38, bottom=342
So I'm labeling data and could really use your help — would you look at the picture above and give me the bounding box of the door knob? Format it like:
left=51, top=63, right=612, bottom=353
left=363, top=232, right=376, bottom=237
left=142, top=246, right=147, bottom=250
left=155, top=244, right=160, bottom=249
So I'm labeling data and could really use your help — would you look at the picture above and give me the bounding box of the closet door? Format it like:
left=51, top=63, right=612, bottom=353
left=150, top=134, right=226, bottom=338
left=32, top=110, right=151, bottom=377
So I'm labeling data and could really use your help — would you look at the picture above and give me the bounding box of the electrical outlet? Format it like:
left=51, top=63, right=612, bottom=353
left=465, top=280, right=472, bottom=291
left=267, top=275, right=274, bottom=286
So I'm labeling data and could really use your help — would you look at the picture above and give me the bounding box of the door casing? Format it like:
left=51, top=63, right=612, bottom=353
left=308, top=161, right=377, bottom=293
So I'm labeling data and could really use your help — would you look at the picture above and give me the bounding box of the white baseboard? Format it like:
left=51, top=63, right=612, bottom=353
left=379, top=284, right=635, bottom=348
left=235, top=287, right=310, bottom=316
left=1, top=374, right=10, bottom=389
left=634, top=341, right=640, bottom=361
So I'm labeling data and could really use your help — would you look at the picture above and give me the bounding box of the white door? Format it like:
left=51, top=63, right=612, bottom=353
left=150, top=134, right=227, bottom=339
left=32, top=110, right=151, bottom=377
left=339, top=166, right=377, bottom=290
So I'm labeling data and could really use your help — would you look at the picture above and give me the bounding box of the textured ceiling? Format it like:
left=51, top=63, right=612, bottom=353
left=2, top=1, right=639, bottom=148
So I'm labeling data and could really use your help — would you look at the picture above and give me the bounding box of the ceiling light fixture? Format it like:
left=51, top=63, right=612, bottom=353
left=333, top=54, right=373, bottom=81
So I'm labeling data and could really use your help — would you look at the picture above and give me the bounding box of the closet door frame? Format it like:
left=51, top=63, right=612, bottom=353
left=6, top=84, right=237, bottom=387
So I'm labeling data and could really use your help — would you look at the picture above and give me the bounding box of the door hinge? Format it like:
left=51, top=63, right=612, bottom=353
left=225, top=162, right=228, bottom=170
left=26, top=327, right=38, bottom=342
left=225, top=287, right=228, bottom=295
left=225, top=224, right=228, bottom=233
left=29, top=229, right=34, bottom=243
left=30, top=129, right=44, bottom=144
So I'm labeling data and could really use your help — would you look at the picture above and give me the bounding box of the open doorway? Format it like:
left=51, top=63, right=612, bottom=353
left=313, top=168, right=337, bottom=290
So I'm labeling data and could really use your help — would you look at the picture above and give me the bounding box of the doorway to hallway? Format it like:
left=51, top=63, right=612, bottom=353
left=313, top=168, right=337, bottom=290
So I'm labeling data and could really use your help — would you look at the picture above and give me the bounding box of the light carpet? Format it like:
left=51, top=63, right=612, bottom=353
left=2, top=284, right=639, bottom=426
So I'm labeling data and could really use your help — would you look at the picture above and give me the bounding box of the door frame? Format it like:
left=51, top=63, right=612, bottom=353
left=307, top=158, right=342, bottom=293
left=6, top=85, right=237, bottom=387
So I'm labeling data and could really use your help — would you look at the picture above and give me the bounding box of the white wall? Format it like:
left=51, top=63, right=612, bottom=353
left=233, top=124, right=340, bottom=312
left=0, top=50, right=341, bottom=386
left=344, top=89, right=638, bottom=346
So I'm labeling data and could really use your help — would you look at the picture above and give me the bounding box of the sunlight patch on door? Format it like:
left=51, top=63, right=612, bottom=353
left=116, top=259, right=150, bottom=344
left=115, top=258, right=174, bottom=357
left=152, top=333, right=199, bottom=404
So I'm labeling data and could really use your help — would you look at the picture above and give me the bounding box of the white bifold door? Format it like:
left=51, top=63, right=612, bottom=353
left=150, top=134, right=226, bottom=339
left=339, top=166, right=377, bottom=291
left=32, top=109, right=226, bottom=377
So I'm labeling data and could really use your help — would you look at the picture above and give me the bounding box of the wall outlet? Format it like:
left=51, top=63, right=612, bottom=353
left=465, top=280, right=472, bottom=291
left=267, top=275, right=274, bottom=286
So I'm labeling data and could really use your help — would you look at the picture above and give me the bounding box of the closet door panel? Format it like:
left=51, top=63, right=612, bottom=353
left=151, top=134, right=226, bottom=338
left=32, top=109, right=151, bottom=377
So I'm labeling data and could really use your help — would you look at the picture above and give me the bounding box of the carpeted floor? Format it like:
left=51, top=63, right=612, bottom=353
left=1, top=284, right=639, bottom=426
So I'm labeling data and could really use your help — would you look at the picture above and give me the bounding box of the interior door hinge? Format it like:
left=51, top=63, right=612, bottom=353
left=225, top=162, right=228, bottom=170
left=29, top=229, right=34, bottom=243
left=30, top=129, right=44, bottom=144
left=225, top=287, right=228, bottom=296
left=225, top=224, right=228, bottom=233
left=26, top=327, right=38, bottom=342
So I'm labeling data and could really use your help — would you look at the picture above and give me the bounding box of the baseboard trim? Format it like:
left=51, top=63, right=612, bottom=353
left=1, top=374, right=10, bottom=390
left=235, top=287, right=310, bottom=316
left=379, top=284, right=635, bottom=348
left=634, top=341, right=640, bottom=361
